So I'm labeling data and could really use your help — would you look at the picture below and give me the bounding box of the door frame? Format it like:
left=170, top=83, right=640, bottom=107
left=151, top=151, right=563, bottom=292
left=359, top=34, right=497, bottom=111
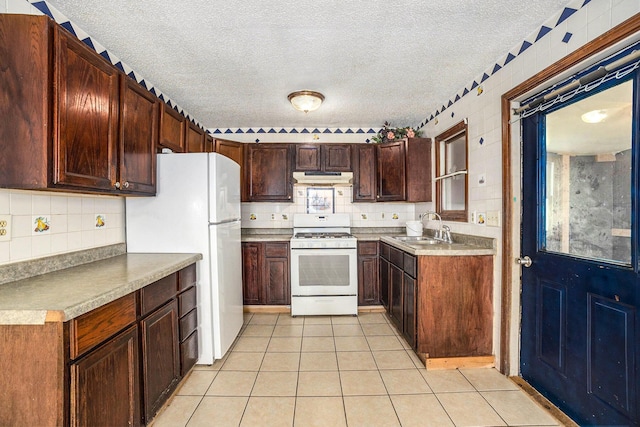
left=499, top=14, right=640, bottom=375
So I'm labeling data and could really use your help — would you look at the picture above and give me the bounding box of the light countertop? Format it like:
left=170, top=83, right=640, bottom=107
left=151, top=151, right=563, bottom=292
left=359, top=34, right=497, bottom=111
left=0, top=252, right=202, bottom=325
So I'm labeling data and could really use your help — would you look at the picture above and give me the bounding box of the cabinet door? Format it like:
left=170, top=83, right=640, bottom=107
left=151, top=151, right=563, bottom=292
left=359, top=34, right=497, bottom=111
left=389, top=263, right=404, bottom=331
left=70, top=325, right=140, bottom=427
left=295, top=144, right=321, bottom=171
left=379, top=256, right=390, bottom=310
left=141, top=300, right=180, bottom=422
left=215, top=139, right=245, bottom=200
left=405, top=137, right=432, bottom=202
left=264, top=243, right=290, bottom=305
left=159, top=103, right=186, bottom=152
left=119, top=77, right=157, bottom=194
left=376, top=141, right=406, bottom=201
left=245, top=144, right=293, bottom=202
left=358, top=241, right=379, bottom=306
left=352, top=144, right=377, bottom=202
left=403, top=273, right=416, bottom=348
left=54, top=27, right=119, bottom=190
left=205, top=134, right=214, bottom=153
left=186, top=122, right=205, bottom=153
left=242, top=242, right=263, bottom=304
left=322, top=144, right=352, bottom=171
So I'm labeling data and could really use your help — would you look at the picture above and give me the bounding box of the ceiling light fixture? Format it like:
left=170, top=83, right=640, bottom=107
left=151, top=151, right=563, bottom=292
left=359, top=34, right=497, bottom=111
left=581, top=109, right=608, bottom=123
left=288, top=90, right=324, bottom=113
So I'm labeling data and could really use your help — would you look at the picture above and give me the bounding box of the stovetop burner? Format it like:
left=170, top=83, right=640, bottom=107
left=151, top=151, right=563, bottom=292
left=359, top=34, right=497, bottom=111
left=294, top=232, right=353, bottom=239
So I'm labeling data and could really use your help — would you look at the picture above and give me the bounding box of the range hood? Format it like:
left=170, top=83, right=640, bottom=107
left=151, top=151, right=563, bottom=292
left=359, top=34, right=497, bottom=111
left=293, top=171, right=353, bottom=185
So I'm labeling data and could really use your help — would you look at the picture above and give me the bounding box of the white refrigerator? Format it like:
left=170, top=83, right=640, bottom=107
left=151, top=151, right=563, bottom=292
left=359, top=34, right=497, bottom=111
left=126, top=152, right=243, bottom=364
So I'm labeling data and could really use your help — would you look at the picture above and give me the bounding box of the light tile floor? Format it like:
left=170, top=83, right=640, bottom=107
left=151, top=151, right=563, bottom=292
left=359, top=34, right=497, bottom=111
left=151, top=312, right=562, bottom=427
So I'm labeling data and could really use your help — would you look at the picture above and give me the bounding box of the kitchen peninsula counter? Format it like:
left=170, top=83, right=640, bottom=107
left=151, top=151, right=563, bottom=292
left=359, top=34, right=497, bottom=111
left=0, top=250, right=202, bottom=325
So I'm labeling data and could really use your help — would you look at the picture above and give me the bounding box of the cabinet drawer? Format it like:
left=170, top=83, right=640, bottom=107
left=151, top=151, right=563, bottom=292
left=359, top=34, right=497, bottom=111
left=178, top=264, right=197, bottom=291
left=403, top=253, right=417, bottom=278
left=358, top=241, right=379, bottom=256
left=178, top=286, right=197, bottom=316
left=141, top=273, right=177, bottom=316
left=179, top=308, right=198, bottom=341
left=389, top=246, right=404, bottom=268
left=180, top=330, right=198, bottom=376
left=264, top=242, right=289, bottom=257
left=380, top=242, right=390, bottom=260
left=69, top=293, right=137, bottom=359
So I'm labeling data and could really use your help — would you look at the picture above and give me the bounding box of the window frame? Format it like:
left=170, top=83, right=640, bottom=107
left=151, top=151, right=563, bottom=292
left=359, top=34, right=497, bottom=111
left=435, top=120, right=469, bottom=222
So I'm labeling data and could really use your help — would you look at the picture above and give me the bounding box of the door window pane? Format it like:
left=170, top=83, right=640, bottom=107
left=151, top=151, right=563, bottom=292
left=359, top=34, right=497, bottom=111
left=544, top=80, right=633, bottom=264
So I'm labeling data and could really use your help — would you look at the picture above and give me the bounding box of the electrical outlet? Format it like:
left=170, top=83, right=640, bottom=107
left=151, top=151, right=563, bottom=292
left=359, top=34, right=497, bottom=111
left=486, top=211, right=500, bottom=227
left=0, top=215, right=11, bottom=241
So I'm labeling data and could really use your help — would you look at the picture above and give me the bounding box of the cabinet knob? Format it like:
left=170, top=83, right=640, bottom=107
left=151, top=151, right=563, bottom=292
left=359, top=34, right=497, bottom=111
left=123, top=181, right=130, bottom=188
left=114, top=182, right=121, bottom=189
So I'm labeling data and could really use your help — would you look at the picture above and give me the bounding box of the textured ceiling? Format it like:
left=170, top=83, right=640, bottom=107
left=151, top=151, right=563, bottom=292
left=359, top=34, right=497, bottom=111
left=45, top=0, right=574, bottom=130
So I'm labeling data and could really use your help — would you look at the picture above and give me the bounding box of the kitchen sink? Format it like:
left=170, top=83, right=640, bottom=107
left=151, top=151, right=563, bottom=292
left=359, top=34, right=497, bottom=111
left=393, top=236, right=442, bottom=244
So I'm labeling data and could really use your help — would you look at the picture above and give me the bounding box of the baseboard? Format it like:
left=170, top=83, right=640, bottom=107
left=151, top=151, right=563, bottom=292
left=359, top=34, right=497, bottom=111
left=509, top=376, right=579, bottom=427
left=424, top=355, right=495, bottom=370
left=242, top=305, right=386, bottom=314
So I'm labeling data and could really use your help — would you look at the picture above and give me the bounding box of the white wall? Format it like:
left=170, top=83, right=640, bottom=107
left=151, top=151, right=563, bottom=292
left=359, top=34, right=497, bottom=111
left=419, top=0, right=640, bottom=374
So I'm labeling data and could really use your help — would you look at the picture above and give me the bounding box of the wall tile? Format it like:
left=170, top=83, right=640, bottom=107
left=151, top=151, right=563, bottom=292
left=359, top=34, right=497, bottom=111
left=0, top=189, right=126, bottom=265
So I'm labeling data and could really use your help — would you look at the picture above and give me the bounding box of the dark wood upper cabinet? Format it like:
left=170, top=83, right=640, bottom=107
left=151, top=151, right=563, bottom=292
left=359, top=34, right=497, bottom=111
left=294, top=144, right=351, bottom=172
left=205, top=134, right=214, bottom=153
left=55, top=26, right=120, bottom=191
left=119, top=77, right=158, bottom=194
left=352, top=144, right=377, bottom=202
left=158, top=104, right=186, bottom=153
left=377, top=141, right=406, bottom=201
left=295, top=144, right=322, bottom=171
left=185, top=122, right=205, bottom=153
left=0, top=15, right=156, bottom=195
left=215, top=138, right=246, bottom=200
left=376, top=138, right=432, bottom=202
left=244, top=143, right=293, bottom=202
left=323, top=144, right=352, bottom=171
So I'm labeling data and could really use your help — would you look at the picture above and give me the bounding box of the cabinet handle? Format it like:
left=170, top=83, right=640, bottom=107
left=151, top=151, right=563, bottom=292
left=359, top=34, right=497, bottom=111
left=114, top=182, right=121, bottom=189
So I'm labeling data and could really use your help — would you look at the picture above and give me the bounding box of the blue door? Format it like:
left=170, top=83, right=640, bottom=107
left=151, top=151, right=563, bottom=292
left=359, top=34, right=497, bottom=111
left=520, top=73, right=639, bottom=425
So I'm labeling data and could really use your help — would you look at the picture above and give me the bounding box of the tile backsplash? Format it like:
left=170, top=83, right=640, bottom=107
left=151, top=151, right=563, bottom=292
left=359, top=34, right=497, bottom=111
left=0, top=189, right=125, bottom=265
left=241, top=185, right=426, bottom=229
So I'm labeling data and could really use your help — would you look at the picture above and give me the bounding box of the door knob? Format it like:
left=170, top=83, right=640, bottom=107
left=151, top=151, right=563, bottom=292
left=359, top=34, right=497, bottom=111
left=516, top=256, right=532, bottom=267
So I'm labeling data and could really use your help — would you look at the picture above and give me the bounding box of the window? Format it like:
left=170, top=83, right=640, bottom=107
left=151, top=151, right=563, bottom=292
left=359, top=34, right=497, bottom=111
left=435, top=121, right=468, bottom=221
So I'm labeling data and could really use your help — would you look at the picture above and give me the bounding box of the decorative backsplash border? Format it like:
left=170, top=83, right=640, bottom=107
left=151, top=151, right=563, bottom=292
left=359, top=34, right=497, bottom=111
left=29, top=0, right=588, bottom=134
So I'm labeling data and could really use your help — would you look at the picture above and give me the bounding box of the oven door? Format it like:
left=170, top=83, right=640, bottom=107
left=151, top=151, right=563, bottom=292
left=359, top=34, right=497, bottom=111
left=290, top=247, right=357, bottom=296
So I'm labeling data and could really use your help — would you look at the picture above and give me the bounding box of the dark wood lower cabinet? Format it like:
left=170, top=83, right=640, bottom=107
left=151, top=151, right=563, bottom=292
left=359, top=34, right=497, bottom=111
left=70, top=325, right=141, bottom=427
left=389, top=263, right=404, bottom=331
left=242, top=241, right=290, bottom=305
left=0, top=263, right=198, bottom=427
left=357, top=241, right=379, bottom=305
left=141, top=300, right=180, bottom=422
left=402, top=274, right=416, bottom=348
left=379, top=257, right=390, bottom=310
left=380, top=241, right=493, bottom=360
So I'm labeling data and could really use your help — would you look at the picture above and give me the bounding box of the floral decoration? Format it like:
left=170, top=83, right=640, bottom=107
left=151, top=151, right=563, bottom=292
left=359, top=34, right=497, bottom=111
left=371, top=121, right=422, bottom=143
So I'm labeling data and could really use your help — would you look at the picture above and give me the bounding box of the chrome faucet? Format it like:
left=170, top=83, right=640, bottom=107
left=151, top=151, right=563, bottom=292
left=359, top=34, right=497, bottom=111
left=420, top=211, right=453, bottom=244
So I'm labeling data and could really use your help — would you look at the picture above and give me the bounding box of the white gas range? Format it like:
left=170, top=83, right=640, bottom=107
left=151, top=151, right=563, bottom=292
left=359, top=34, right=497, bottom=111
left=290, top=214, right=358, bottom=316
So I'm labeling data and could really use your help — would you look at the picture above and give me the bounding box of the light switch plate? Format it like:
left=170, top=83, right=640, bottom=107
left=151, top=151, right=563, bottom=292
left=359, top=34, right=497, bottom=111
left=0, top=215, right=11, bottom=241
left=486, top=211, right=500, bottom=227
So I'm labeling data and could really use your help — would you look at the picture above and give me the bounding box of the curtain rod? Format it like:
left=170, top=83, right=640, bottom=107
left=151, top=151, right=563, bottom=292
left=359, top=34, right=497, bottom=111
left=513, top=48, right=640, bottom=115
